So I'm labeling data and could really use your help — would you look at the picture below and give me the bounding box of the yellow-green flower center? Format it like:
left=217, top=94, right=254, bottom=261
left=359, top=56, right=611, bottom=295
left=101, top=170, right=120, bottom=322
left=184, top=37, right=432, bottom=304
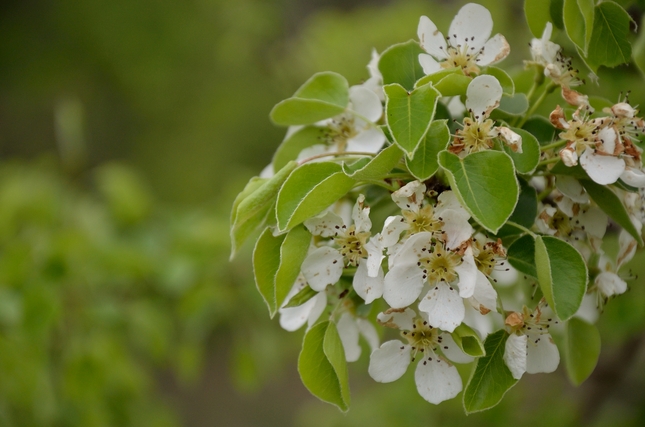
left=455, top=117, right=496, bottom=154
left=335, top=225, right=370, bottom=266
left=442, top=45, right=480, bottom=76
left=402, top=205, right=444, bottom=235
left=327, top=114, right=358, bottom=152
left=401, top=319, right=442, bottom=360
left=420, top=243, right=461, bottom=284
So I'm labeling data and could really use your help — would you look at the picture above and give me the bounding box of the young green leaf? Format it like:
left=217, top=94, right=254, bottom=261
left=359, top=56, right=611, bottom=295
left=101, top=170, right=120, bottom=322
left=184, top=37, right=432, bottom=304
left=298, top=321, right=351, bottom=411
left=276, top=162, right=355, bottom=232
left=405, top=120, right=451, bottom=181
left=501, top=127, right=540, bottom=174
left=463, top=330, right=518, bottom=414
left=253, top=225, right=311, bottom=316
left=564, top=317, right=601, bottom=386
left=525, top=0, right=553, bottom=37
left=535, top=236, right=588, bottom=321
left=342, top=143, right=403, bottom=181
left=438, top=150, right=519, bottom=234
left=451, top=323, right=485, bottom=358
left=384, top=82, right=440, bottom=158
left=507, top=234, right=537, bottom=277
left=378, top=40, right=426, bottom=91
left=270, top=72, right=349, bottom=126
left=586, top=2, right=632, bottom=71
left=273, top=126, right=327, bottom=171
left=580, top=179, right=644, bottom=245
left=230, top=161, right=298, bottom=257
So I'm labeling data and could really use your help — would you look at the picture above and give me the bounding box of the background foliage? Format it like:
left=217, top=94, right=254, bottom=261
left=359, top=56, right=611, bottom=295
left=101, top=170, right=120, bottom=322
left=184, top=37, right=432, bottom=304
left=1, top=0, right=645, bottom=425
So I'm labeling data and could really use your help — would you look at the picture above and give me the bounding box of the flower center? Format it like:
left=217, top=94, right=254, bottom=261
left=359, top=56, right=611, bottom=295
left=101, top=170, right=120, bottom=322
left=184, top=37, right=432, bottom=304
left=401, top=319, right=442, bottom=361
left=335, top=225, right=370, bottom=266
left=419, top=243, right=460, bottom=284
left=326, top=114, right=358, bottom=152
left=442, top=44, right=480, bottom=75
left=402, top=205, right=444, bottom=235
left=453, top=117, right=496, bottom=154
left=560, top=119, right=596, bottom=153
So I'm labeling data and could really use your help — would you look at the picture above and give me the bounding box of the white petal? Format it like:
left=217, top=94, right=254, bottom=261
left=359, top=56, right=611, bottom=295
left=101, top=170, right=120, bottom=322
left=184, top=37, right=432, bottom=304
left=337, top=312, right=361, bottom=362
left=435, top=191, right=469, bottom=218
left=389, top=231, right=433, bottom=266
left=470, top=270, right=498, bottom=313
left=497, top=126, right=522, bottom=153
left=392, top=180, right=426, bottom=212
left=454, top=248, right=477, bottom=298
left=597, top=126, right=618, bottom=154
left=441, top=210, right=474, bottom=250
left=419, top=53, right=442, bottom=75
left=504, top=333, right=527, bottom=379
left=596, top=271, right=627, bottom=298
left=440, top=333, right=474, bottom=364
left=466, top=75, right=503, bottom=120
left=383, top=263, right=425, bottom=308
left=525, top=333, right=560, bottom=374
left=304, top=210, right=344, bottom=237
left=353, top=262, right=384, bottom=304
left=346, top=128, right=386, bottom=153
left=579, top=206, right=607, bottom=240
left=620, top=167, right=645, bottom=187
left=352, top=194, right=372, bottom=234
left=418, top=15, right=447, bottom=58
left=556, top=175, right=589, bottom=204
left=364, top=235, right=385, bottom=277
left=349, top=85, right=383, bottom=123
left=368, top=340, right=411, bottom=383
left=580, top=148, right=625, bottom=185
left=476, top=33, right=510, bottom=66
left=307, top=291, right=328, bottom=328
left=449, top=3, right=493, bottom=53
left=575, top=293, right=600, bottom=324
left=418, top=283, right=465, bottom=332
left=377, top=307, right=417, bottom=330
left=414, top=355, right=463, bottom=404
left=279, top=291, right=326, bottom=332
left=357, top=318, right=380, bottom=352
left=301, top=247, right=344, bottom=291
left=380, top=215, right=409, bottom=248
left=617, top=228, right=638, bottom=268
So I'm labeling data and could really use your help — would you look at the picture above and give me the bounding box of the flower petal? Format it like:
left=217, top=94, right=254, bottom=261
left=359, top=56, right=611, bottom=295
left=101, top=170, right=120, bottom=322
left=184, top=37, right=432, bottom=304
left=596, top=271, right=627, bottom=298
left=620, top=167, right=645, bottom=187
left=441, top=209, right=474, bottom=250
left=419, top=53, right=442, bottom=75
left=449, top=3, right=493, bottom=53
left=454, top=247, right=477, bottom=298
left=383, top=263, right=425, bottom=308
left=377, top=307, right=417, bottom=330
left=440, top=333, right=474, bottom=364
left=354, top=261, right=384, bottom=304
left=465, top=75, right=502, bottom=120
left=525, top=333, right=560, bottom=374
left=279, top=291, right=327, bottom=332
left=301, top=247, right=344, bottom=291
left=349, top=85, right=383, bottom=123
left=392, top=180, right=426, bottom=212
left=368, top=340, right=411, bottom=383
left=580, top=148, right=625, bottom=185
left=346, top=127, right=387, bottom=153
left=579, top=206, right=608, bottom=240
left=357, top=318, right=380, bottom=352
left=418, top=283, right=465, bottom=332
left=470, top=270, right=498, bottom=314
left=304, top=210, right=345, bottom=237
left=556, top=175, right=589, bottom=204
left=504, top=333, right=527, bottom=379
left=352, top=194, right=372, bottom=234
left=414, top=355, right=463, bottom=404
left=337, top=312, right=361, bottom=362
left=476, top=33, right=510, bottom=66
left=418, top=15, right=448, bottom=58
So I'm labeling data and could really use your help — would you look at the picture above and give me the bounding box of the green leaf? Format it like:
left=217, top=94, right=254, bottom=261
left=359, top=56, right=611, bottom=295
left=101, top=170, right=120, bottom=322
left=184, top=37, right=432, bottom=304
left=502, top=127, right=540, bottom=174
left=384, top=83, right=440, bottom=158
left=551, top=161, right=588, bottom=179
left=438, top=150, right=519, bottom=234
left=507, top=234, right=537, bottom=277
left=586, top=2, right=632, bottom=71
left=463, top=330, right=518, bottom=414
left=378, top=40, right=426, bottom=91
left=495, top=93, right=529, bottom=117
left=451, top=323, right=485, bottom=358
left=535, top=236, right=588, bottom=321
left=564, top=0, right=588, bottom=53
left=522, top=116, right=556, bottom=145
left=270, top=72, right=349, bottom=126
left=496, top=178, right=538, bottom=237
left=342, top=144, right=403, bottom=181
left=405, top=120, right=450, bottom=181
left=415, top=67, right=468, bottom=88
left=564, top=317, right=601, bottom=386
left=485, top=67, right=514, bottom=96
left=525, top=0, right=553, bottom=37
left=273, top=126, right=327, bottom=171
left=253, top=226, right=311, bottom=316
left=633, top=15, right=645, bottom=76
left=276, top=162, right=355, bottom=232
left=580, top=179, right=644, bottom=245
left=551, top=0, right=565, bottom=30
left=433, top=74, right=472, bottom=97
left=298, top=321, right=350, bottom=411
left=230, top=161, right=298, bottom=257
left=579, top=0, right=595, bottom=52
left=283, top=285, right=318, bottom=308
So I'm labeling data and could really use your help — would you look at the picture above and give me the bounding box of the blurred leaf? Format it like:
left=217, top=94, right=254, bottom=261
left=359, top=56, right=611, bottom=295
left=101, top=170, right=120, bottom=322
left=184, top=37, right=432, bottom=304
left=525, top=0, right=553, bottom=37
left=273, top=126, right=327, bottom=171
left=565, top=317, right=601, bottom=386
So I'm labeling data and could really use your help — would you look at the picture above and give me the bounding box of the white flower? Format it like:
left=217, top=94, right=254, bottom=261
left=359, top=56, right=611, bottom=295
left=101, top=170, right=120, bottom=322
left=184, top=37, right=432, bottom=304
left=279, top=275, right=327, bottom=332
left=529, top=22, right=585, bottom=90
left=363, top=48, right=384, bottom=102
left=417, top=3, right=509, bottom=76
left=337, top=311, right=380, bottom=362
left=452, top=75, right=522, bottom=154
left=302, top=195, right=385, bottom=303
left=368, top=308, right=470, bottom=404
left=298, top=86, right=385, bottom=161
left=503, top=300, right=560, bottom=379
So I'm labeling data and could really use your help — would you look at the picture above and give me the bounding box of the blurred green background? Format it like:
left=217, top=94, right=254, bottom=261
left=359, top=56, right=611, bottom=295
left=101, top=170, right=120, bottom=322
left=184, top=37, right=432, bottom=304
left=1, top=0, right=645, bottom=425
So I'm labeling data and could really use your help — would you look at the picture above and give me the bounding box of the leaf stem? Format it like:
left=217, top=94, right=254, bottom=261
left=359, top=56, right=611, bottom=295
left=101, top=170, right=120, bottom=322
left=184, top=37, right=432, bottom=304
left=540, top=139, right=567, bottom=152
left=516, top=82, right=557, bottom=128
left=505, top=220, right=536, bottom=238
left=537, top=157, right=560, bottom=167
